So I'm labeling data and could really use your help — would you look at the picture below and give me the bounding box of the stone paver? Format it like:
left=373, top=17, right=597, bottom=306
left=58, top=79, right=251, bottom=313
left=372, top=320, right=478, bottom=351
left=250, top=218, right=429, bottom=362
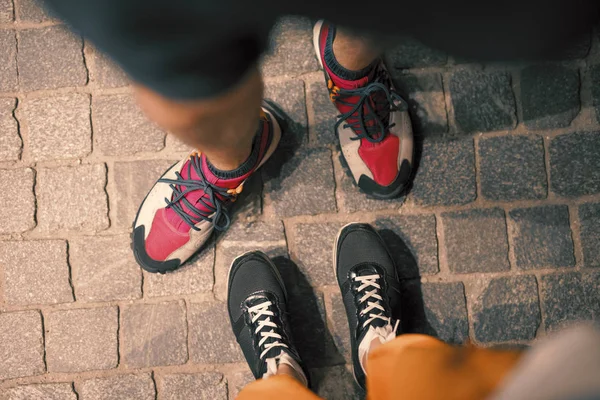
left=479, top=135, right=547, bottom=201
left=1, top=383, right=77, bottom=400
left=90, top=48, right=129, bottom=88
left=263, top=148, right=336, bottom=217
left=550, top=131, right=600, bottom=197
left=293, top=222, right=347, bottom=286
left=158, top=372, right=227, bottom=400
left=520, top=64, right=579, bottom=129
left=37, top=164, right=109, bottom=232
left=16, top=0, right=53, bottom=22
left=0, top=0, right=12, bottom=22
left=70, top=235, right=142, bottom=302
left=80, top=374, right=155, bottom=400
left=188, top=301, right=244, bottom=364
left=0, top=98, right=20, bottom=161
left=0, top=311, right=45, bottom=380
left=386, top=38, right=447, bottom=68
left=46, top=307, right=118, bottom=372
left=113, top=159, right=176, bottom=228
left=18, top=26, right=87, bottom=91
left=541, top=271, right=600, bottom=331
left=442, top=208, right=510, bottom=273
left=0, top=30, right=17, bottom=91
left=450, top=70, right=516, bottom=133
left=508, top=205, right=575, bottom=269
left=376, top=215, right=439, bottom=275
left=0, top=240, right=73, bottom=305
left=264, top=79, right=307, bottom=148
left=420, top=282, right=469, bottom=344
left=472, top=276, right=540, bottom=342
left=20, top=94, right=91, bottom=161
left=392, top=72, right=448, bottom=134
left=2, top=18, right=600, bottom=397
left=261, top=17, right=318, bottom=77
left=411, top=139, right=476, bottom=206
left=0, top=168, right=35, bottom=234
left=121, top=301, right=188, bottom=368
left=579, top=202, right=600, bottom=268
left=93, top=94, right=165, bottom=156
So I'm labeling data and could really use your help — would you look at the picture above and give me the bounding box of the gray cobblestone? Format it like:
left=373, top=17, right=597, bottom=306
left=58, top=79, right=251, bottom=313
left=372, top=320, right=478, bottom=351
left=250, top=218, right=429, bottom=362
left=121, top=302, right=187, bottom=368
left=0, top=0, right=12, bottom=22
left=263, top=148, right=336, bottom=217
left=589, top=64, right=600, bottom=124
left=376, top=215, right=439, bottom=275
left=227, top=370, right=254, bottom=399
left=188, top=301, right=244, bottom=364
left=0, top=168, right=35, bottom=234
left=37, top=164, right=109, bottom=232
left=113, top=159, right=176, bottom=228
left=421, top=282, right=469, bottom=344
left=293, top=222, right=347, bottom=286
left=509, top=205, right=575, bottom=269
left=144, top=244, right=214, bottom=297
left=1, top=383, right=77, bottom=400
left=18, top=26, right=87, bottom=91
left=442, top=208, right=510, bottom=273
left=70, top=235, right=142, bottom=302
left=541, top=271, right=600, bottom=331
left=450, top=70, right=516, bottom=133
left=308, top=80, right=338, bottom=146
left=16, top=0, right=53, bottom=22
left=0, top=240, right=73, bottom=305
left=392, top=72, right=448, bottom=135
left=550, top=131, right=600, bottom=197
left=0, top=311, right=45, bottom=380
left=579, top=202, right=600, bottom=268
left=472, top=276, right=540, bottom=342
left=521, top=64, right=580, bottom=129
left=93, top=94, right=165, bottom=156
left=80, top=374, right=155, bottom=400
left=159, top=372, right=227, bottom=400
left=0, top=30, right=17, bottom=91
left=20, top=94, right=91, bottom=161
left=411, top=139, right=476, bottom=206
left=311, top=366, right=361, bottom=400
left=330, top=293, right=351, bottom=362
left=261, top=17, right=319, bottom=77
left=479, top=135, right=547, bottom=201
left=264, top=79, right=307, bottom=148
left=90, top=48, right=129, bottom=88
left=0, top=98, right=20, bottom=161
left=386, top=38, right=447, bottom=69
left=46, top=307, right=118, bottom=372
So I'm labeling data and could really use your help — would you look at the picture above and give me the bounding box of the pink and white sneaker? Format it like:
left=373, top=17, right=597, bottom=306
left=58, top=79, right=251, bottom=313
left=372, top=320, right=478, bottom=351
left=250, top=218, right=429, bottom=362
left=132, top=105, right=281, bottom=273
left=313, top=20, right=414, bottom=199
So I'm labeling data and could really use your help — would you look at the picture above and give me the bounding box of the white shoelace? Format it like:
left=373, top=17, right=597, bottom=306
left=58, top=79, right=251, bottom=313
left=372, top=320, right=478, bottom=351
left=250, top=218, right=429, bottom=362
left=354, top=274, right=400, bottom=375
left=247, top=300, right=289, bottom=359
left=355, top=274, right=392, bottom=327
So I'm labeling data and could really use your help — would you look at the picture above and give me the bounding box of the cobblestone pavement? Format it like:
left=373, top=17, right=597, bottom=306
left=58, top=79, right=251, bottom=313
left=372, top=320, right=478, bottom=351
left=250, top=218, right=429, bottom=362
left=1, top=3, right=600, bottom=399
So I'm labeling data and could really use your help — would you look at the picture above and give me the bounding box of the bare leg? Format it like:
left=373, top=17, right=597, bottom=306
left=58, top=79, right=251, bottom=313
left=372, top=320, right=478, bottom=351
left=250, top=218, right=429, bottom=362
left=135, top=67, right=262, bottom=171
left=332, top=28, right=382, bottom=71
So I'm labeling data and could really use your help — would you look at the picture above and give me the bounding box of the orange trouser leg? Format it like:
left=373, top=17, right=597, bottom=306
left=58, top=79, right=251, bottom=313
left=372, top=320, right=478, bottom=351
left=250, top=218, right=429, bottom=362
left=237, top=374, right=322, bottom=400
left=366, top=334, right=522, bottom=400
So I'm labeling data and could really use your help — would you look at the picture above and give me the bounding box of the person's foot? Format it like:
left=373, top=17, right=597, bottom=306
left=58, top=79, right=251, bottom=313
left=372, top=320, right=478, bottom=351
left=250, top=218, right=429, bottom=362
left=313, top=21, right=414, bottom=199
left=227, top=251, right=309, bottom=385
left=132, top=105, right=281, bottom=273
left=334, top=223, right=401, bottom=389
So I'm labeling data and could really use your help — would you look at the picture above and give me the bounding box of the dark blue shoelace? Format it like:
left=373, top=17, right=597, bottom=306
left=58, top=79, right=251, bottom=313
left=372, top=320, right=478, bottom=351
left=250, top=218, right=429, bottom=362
left=159, top=155, right=234, bottom=231
left=333, top=70, right=407, bottom=143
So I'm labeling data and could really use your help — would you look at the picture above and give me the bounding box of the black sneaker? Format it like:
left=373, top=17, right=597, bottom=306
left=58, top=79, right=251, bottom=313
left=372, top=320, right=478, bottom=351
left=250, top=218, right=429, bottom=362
left=227, top=251, right=309, bottom=385
left=334, top=223, right=401, bottom=389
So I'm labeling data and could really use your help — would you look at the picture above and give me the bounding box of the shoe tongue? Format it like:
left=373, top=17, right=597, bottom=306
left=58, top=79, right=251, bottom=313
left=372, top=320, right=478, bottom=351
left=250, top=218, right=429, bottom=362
left=164, top=156, right=246, bottom=233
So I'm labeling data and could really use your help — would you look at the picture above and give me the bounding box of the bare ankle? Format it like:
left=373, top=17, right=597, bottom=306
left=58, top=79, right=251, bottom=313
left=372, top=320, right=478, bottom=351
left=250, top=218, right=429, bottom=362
left=332, top=28, right=382, bottom=71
